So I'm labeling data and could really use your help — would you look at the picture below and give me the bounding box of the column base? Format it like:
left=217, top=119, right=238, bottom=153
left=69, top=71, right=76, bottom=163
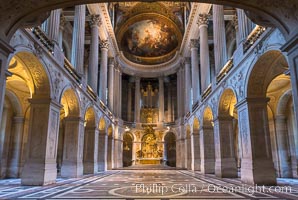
left=83, top=162, right=98, bottom=174
left=61, top=161, right=83, bottom=178
left=215, top=158, right=238, bottom=178
left=201, top=159, right=215, bottom=174
left=98, top=162, right=107, bottom=171
left=241, top=158, right=276, bottom=185
left=21, top=160, right=57, bottom=186
left=192, top=159, right=201, bottom=171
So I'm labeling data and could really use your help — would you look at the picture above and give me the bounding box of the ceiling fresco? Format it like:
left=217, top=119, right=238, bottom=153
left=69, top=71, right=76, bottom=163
left=112, top=2, right=188, bottom=65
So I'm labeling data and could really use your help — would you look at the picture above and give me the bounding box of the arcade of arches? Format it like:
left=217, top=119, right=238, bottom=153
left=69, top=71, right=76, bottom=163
left=0, top=1, right=298, bottom=199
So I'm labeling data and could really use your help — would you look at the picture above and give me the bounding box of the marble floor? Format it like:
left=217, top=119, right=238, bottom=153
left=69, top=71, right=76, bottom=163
left=1, top=169, right=298, bottom=199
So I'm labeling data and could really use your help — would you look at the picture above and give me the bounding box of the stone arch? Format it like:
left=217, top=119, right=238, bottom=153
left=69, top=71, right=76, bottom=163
left=3, top=0, right=296, bottom=41
left=107, top=124, right=114, bottom=170
left=98, top=117, right=106, bottom=133
left=218, top=88, right=237, bottom=117
left=84, top=106, right=96, bottom=128
left=193, top=117, right=200, bottom=133
left=164, top=132, right=176, bottom=167
left=122, top=132, right=134, bottom=167
left=203, top=106, right=214, bottom=127
left=60, top=87, right=81, bottom=118
left=4, top=90, right=23, bottom=116
left=246, top=50, right=288, bottom=98
left=277, top=89, right=292, bottom=116
left=8, top=51, right=51, bottom=99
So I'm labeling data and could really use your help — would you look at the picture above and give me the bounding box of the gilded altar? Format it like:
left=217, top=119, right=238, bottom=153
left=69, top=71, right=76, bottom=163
left=135, top=125, right=164, bottom=165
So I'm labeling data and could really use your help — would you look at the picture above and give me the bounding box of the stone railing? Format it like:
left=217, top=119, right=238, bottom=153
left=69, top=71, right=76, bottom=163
left=31, top=27, right=54, bottom=53
left=87, top=85, right=97, bottom=101
left=243, top=25, right=267, bottom=53
left=216, top=58, right=234, bottom=84
left=201, top=84, right=212, bottom=101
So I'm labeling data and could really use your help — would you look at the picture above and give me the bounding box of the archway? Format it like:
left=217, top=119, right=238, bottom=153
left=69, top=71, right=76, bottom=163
left=201, top=107, right=215, bottom=174
left=239, top=50, right=289, bottom=185
left=215, top=88, right=238, bottom=178
left=83, top=106, right=98, bottom=174
left=98, top=117, right=107, bottom=171
left=186, top=125, right=192, bottom=170
left=59, top=88, right=82, bottom=178
left=164, top=132, right=176, bottom=167
left=122, top=132, right=133, bottom=167
left=191, top=117, right=200, bottom=171
left=267, top=72, right=296, bottom=178
left=107, top=125, right=113, bottom=169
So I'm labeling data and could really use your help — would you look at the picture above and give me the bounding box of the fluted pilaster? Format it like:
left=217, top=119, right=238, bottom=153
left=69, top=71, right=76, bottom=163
left=47, top=9, right=62, bottom=44
left=184, top=57, right=191, bottom=113
left=99, top=40, right=109, bottom=103
left=108, top=58, right=115, bottom=111
left=158, top=77, right=164, bottom=123
left=71, top=5, right=86, bottom=76
left=88, top=15, right=101, bottom=93
left=198, top=13, right=211, bottom=92
left=236, top=9, right=254, bottom=43
left=213, top=5, right=227, bottom=74
left=135, top=77, right=141, bottom=123
left=190, top=39, right=200, bottom=103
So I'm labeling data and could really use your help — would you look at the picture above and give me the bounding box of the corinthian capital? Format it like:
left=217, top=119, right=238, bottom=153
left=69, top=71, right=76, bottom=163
left=89, top=14, right=101, bottom=27
left=99, top=40, right=109, bottom=49
left=190, top=39, right=199, bottom=48
left=197, top=13, right=209, bottom=26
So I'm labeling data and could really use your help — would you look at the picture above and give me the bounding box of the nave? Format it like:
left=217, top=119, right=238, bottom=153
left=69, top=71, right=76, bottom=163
left=0, top=169, right=298, bottom=199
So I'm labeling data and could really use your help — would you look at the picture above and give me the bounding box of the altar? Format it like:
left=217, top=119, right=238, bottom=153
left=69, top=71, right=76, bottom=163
left=136, top=158, right=163, bottom=165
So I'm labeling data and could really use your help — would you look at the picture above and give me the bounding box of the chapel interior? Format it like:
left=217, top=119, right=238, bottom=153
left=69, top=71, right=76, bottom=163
left=0, top=1, right=298, bottom=199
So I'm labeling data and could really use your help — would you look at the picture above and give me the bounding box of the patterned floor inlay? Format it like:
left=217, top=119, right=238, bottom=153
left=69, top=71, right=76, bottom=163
left=1, top=170, right=298, bottom=199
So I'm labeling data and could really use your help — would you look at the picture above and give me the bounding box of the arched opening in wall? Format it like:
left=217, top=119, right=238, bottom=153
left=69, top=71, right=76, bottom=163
left=201, top=107, right=215, bottom=174
left=186, top=125, right=192, bottom=170
left=98, top=117, right=107, bottom=171
left=267, top=74, right=296, bottom=178
left=164, top=132, right=176, bottom=167
left=122, top=132, right=133, bottom=167
left=59, top=88, right=80, bottom=176
left=83, top=107, right=97, bottom=174
left=218, top=88, right=239, bottom=177
left=107, top=125, right=113, bottom=170
left=192, top=117, right=200, bottom=171
left=1, top=52, right=50, bottom=179
left=247, top=50, right=295, bottom=179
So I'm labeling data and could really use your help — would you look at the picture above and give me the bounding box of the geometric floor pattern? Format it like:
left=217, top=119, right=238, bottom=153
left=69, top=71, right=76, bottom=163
left=1, top=170, right=298, bottom=199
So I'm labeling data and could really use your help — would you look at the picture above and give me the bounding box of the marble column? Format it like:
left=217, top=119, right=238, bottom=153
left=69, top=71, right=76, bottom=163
left=191, top=131, right=201, bottom=171
left=213, top=116, right=238, bottom=178
left=118, top=71, right=122, bottom=118
left=127, top=81, right=132, bottom=121
left=200, top=125, right=215, bottom=174
left=236, top=9, right=254, bottom=43
left=167, top=83, right=172, bottom=122
left=58, top=16, right=66, bottom=49
left=47, top=9, right=62, bottom=44
left=7, top=116, right=24, bottom=178
left=113, top=67, right=119, bottom=116
left=236, top=98, right=276, bottom=185
left=71, top=5, right=86, bottom=76
left=99, top=40, right=109, bottom=104
left=61, top=117, right=85, bottom=178
left=198, top=14, right=211, bottom=92
left=158, top=77, right=164, bottom=123
left=83, top=127, right=99, bottom=174
left=21, top=99, right=61, bottom=185
left=232, top=15, right=240, bottom=47
left=135, top=77, right=141, bottom=123
left=275, top=115, right=292, bottom=177
left=213, top=5, right=227, bottom=74
left=88, top=15, right=101, bottom=93
left=184, top=57, right=192, bottom=113
left=98, top=131, right=108, bottom=171
left=186, top=135, right=192, bottom=170
left=107, top=135, right=114, bottom=170
left=0, top=40, right=14, bottom=128
left=108, top=58, right=115, bottom=111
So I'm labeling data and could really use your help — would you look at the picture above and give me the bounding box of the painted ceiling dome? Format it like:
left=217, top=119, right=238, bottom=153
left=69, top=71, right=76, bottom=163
left=115, top=2, right=184, bottom=65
